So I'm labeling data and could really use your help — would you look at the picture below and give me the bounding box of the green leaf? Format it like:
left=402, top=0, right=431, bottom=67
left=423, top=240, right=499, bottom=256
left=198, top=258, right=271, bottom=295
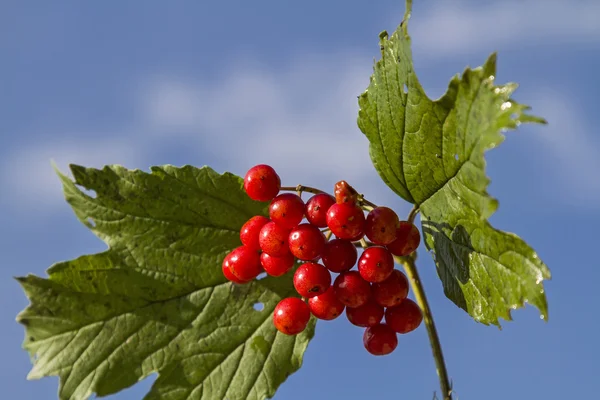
left=17, top=164, right=315, bottom=400
left=357, top=2, right=551, bottom=325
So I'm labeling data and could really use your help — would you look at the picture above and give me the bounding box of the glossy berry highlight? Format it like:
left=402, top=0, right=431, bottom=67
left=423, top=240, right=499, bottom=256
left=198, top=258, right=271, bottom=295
left=346, top=299, right=384, bottom=327
left=333, top=271, right=371, bottom=308
left=259, top=221, right=290, bottom=257
left=273, top=297, right=311, bottom=335
left=305, top=193, right=336, bottom=228
left=357, top=246, right=395, bottom=283
left=364, top=207, right=400, bottom=245
left=288, top=223, right=326, bottom=261
left=385, top=298, right=423, bottom=334
left=224, top=245, right=262, bottom=282
left=293, top=262, right=332, bottom=298
left=372, top=269, right=409, bottom=307
left=269, top=193, right=305, bottom=229
left=326, top=203, right=366, bottom=240
left=240, top=215, right=270, bottom=250
left=308, top=286, right=345, bottom=320
left=387, top=221, right=421, bottom=256
left=222, top=255, right=248, bottom=284
left=363, top=323, right=398, bottom=356
left=244, top=164, right=281, bottom=201
left=261, top=252, right=295, bottom=277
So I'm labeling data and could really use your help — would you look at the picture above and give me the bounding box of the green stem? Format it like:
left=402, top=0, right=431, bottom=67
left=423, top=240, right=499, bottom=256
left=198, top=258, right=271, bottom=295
left=407, top=205, right=419, bottom=224
left=280, top=185, right=325, bottom=195
left=357, top=195, right=378, bottom=209
left=397, top=253, right=452, bottom=400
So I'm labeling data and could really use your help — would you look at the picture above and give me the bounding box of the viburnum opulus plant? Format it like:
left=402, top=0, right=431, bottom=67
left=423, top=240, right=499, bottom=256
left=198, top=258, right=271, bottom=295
left=15, top=1, right=551, bottom=399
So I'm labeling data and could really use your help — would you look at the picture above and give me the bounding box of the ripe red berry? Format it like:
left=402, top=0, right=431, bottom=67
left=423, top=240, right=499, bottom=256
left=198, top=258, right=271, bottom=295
left=333, top=180, right=358, bottom=205
left=293, top=262, right=332, bottom=298
left=385, top=298, right=423, bottom=334
left=224, top=246, right=262, bottom=282
left=259, top=221, right=291, bottom=257
left=326, top=203, right=366, bottom=240
left=364, top=207, right=400, bottom=245
left=372, top=269, right=409, bottom=307
left=273, top=297, right=311, bottom=335
left=363, top=323, right=398, bottom=356
left=346, top=299, right=384, bottom=327
left=222, top=254, right=249, bottom=284
left=308, top=286, right=345, bottom=320
left=288, top=223, right=326, bottom=261
left=261, top=252, right=295, bottom=277
left=240, top=215, right=270, bottom=250
left=269, top=193, right=305, bottom=229
left=333, top=271, right=371, bottom=308
left=244, top=164, right=281, bottom=201
left=387, top=221, right=421, bottom=256
left=321, top=239, right=358, bottom=273
left=305, top=193, right=336, bottom=227
left=357, top=246, right=394, bottom=283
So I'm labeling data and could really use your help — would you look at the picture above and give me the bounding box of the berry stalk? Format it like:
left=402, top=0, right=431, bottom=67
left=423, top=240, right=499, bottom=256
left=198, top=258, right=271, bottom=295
left=396, top=252, right=452, bottom=400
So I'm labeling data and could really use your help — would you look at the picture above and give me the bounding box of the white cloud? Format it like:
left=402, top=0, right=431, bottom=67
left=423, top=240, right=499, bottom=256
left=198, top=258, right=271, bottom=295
left=5, top=6, right=599, bottom=215
left=409, top=0, right=600, bottom=58
left=136, top=53, right=405, bottom=208
left=2, top=52, right=409, bottom=216
left=1, top=135, right=142, bottom=212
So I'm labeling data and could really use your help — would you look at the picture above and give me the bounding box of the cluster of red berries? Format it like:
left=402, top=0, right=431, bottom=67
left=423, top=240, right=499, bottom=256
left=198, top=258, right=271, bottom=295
left=222, top=164, right=423, bottom=356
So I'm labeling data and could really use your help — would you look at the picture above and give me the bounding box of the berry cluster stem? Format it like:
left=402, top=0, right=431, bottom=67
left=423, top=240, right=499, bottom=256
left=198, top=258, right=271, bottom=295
left=396, top=253, right=452, bottom=400
left=407, top=205, right=419, bottom=224
left=280, top=185, right=325, bottom=195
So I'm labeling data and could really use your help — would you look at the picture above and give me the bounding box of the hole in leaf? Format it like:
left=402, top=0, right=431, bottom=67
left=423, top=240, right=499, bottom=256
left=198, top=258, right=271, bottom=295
left=253, top=303, right=264, bottom=311
left=403, top=83, right=408, bottom=94
left=87, top=217, right=96, bottom=228
left=76, top=184, right=97, bottom=198
left=256, top=272, right=267, bottom=280
left=510, top=113, right=518, bottom=120
left=454, top=154, right=459, bottom=161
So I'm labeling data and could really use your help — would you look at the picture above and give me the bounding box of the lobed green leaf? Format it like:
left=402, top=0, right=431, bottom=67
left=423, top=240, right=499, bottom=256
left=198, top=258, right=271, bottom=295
left=357, top=2, right=551, bottom=325
left=17, top=164, right=314, bottom=399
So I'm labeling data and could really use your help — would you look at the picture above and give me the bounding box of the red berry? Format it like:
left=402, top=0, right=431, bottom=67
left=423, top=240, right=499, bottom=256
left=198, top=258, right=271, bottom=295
left=240, top=215, right=270, bottom=250
left=346, top=299, right=384, bottom=327
left=259, top=221, right=291, bottom=257
left=364, top=207, right=400, bottom=245
left=225, top=246, right=262, bottom=282
left=261, top=252, right=295, bottom=277
left=333, top=180, right=358, bottom=205
left=305, top=193, right=336, bottom=228
left=288, top=223, right=326, bottom=261
left=357, top=246, right=394, bottom=283
left=333, top=271, right=371, bottom=308
left=372, top=269, right=409, bottom=307
left=385, top=298, right=423, bottom=334
left=387, top=221, right=421, bottom=256
left=293, top=262, right=332, bottom=298
left=244, top=164, right=281, bottom=201
left=273, top=297, right=311, bottom=335
left=308, top=286, right=345, bottom=320
left=269, top=193, right=305, bottom=229
left=363, top=323, right=398, bottom=356
left=222, top=253, right=249, bottom=284
left=326, top=203, right=366, bottom=240
left=321, top=239, right=358, bottom=273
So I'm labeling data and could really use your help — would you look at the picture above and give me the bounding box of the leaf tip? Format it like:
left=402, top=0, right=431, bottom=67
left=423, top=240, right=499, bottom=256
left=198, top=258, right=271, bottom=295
left=404, top=0, right=413, bottom=23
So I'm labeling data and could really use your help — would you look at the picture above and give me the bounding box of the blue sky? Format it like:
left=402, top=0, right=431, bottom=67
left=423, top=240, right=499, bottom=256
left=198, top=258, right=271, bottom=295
left=1, top=0, right=599, bottom=398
